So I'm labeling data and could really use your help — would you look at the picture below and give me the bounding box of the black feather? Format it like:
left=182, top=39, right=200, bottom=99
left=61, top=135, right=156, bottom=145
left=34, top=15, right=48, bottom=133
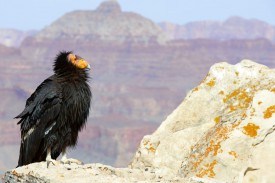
left=16, top=51, right=91, bottom=167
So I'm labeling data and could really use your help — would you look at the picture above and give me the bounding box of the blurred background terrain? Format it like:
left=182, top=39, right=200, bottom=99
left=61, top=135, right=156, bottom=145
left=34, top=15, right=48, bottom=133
left=0, top=0, right=274, bottom=173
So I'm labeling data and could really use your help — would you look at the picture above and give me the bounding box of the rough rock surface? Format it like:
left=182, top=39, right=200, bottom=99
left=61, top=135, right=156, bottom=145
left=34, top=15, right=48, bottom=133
left=3, top=162, right=223, bottom=183
left=130, top=60, right=275, bottom=182
left=4, top=60, right=275, bottom=182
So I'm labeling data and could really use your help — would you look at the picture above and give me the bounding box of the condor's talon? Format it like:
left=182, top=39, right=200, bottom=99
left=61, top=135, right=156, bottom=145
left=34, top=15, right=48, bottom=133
left=46, top=159, right=57, bottom=168
left=46, top=148, right=58, bottom=168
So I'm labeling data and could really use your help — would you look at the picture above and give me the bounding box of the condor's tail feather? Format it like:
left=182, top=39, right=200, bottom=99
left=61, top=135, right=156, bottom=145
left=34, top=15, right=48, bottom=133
left=17, top=124, right=46, bottom=167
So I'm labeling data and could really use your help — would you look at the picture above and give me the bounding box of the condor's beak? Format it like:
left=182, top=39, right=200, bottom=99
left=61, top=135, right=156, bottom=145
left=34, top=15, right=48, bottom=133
left=86, top=64, right=91, bottom=71
left=68, top=53, right=91, bottom=70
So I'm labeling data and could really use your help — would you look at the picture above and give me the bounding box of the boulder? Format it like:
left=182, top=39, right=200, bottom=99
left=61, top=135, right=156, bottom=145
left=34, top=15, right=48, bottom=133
left=130, top=60, right=275, bottom=182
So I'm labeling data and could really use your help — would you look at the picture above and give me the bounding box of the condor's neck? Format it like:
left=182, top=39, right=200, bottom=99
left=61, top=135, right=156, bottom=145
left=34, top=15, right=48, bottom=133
left=55, top=69, right=89, bottom=83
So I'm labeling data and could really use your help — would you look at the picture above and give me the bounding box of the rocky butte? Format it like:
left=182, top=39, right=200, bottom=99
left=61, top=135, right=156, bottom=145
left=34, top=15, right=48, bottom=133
left=4, top=60, right=275, bottom=182
left=33, top=0, right=167, bottom=44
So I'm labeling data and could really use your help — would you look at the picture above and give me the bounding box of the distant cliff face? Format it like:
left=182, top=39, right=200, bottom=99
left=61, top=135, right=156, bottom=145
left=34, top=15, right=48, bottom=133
left=159, top=16, right=275, bottom=42
left=35, top=1, right=167, bottom=44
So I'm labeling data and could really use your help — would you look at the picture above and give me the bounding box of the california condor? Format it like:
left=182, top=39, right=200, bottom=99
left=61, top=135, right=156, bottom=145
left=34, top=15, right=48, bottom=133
left=15, top=51, right=91, bottom=167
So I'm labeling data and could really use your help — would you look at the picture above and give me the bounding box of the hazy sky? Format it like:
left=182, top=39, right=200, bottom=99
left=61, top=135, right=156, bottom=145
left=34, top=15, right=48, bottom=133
left=0, top=0, right=274, bottom=30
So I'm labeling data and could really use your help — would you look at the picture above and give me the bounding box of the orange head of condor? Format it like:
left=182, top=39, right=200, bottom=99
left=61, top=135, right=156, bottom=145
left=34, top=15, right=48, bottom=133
left=67, top=53, right=90, bottom=70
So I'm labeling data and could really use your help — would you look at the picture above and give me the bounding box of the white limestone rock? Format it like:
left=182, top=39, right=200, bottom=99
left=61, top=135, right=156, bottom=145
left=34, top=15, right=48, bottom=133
left=4, top=161, right=194, bottom=183
left=130, top=60, right=275, bottom=182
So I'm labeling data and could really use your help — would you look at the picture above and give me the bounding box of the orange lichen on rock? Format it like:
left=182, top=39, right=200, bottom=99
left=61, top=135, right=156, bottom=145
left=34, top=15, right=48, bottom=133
left=263, top=105, right=275, bottom=119
left=206, top=79, right=216, bottom=87
left=232, top=121, right=241, bottom=128
left=190, top=153, right=204, bottom=170
left=241, top=112, right=247, bottom=119
left=228, top=151, right=238, bottom=158
left=223, top=89, right=240, bottom=103
left=223, top=89, right=253, bottom=114
left=223, top=89, right=251, bottom=104
left=204, top=140, right=221, bottom=157
left=196, top=160, right=217, bottom=178
left=148, top=147, right=156, bottom=153
left=242, top=123, right=260, bottom=137
left=189, top=121, right=241, bottom=177
left=214, top=116, right=221, bottom=124
left=228, top=105, right=237, bottom=112
left=214, top=125, right=230, bottom=141
left=258, top=101, right=262, bottom=105
left=219, top=91, right=224, bottom=95
left=143, top=140, right=149, bottom=146
left=192, top=87, right=199, bottom=93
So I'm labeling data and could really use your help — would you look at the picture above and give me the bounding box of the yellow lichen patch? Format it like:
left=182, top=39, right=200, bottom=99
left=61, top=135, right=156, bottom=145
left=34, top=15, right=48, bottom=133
left=271, top=88, right=275, bottom=93
left=219, top=91, right=224, bottom=95
left=214, top=116, right=221, bottom=124
left=196, top=160, right=217, bottom=178
left=223, top=89, right=252, bottom=113
left=228, top=151, right=238, bottom=158
left=228, top=105, right=237, bottom=112
left=232, top=121, right=241, bottom=128
left=206, top=79, right=216, bottom=87
left=235, top=72, right=239, bottom=76
left=192, top=87, right=199, bottom=93
left=223, top=89, right=239, bottom=102
left=263, top=105, right=275, bottom=119
left=204, top=140, right=221, bottom=157
left=148, top=147, right=156, bottom=153
left=233, top=80, right=237, bottom=84
left=258, top=101, right=262, bottom=105
left=223, top=89, right=251, bottom=103
left=189, top=121, right=241, bottom=177
left=143, top=140, right=149, bottom=146
left=238, top=91, right=252, bottom=104
left=241, top=113, right=247, bottom=119
left=242, top=123, right=260, bottom=138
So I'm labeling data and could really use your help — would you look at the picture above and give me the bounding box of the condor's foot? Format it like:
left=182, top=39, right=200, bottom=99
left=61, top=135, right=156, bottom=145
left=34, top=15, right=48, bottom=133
left=46, top=157, right=58, bottom=168
left=46, top=148, right=58, bottom=168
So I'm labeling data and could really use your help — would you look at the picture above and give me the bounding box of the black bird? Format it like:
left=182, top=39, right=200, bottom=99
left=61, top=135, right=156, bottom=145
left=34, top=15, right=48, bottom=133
left=15, top=51, right=91, bottom=167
